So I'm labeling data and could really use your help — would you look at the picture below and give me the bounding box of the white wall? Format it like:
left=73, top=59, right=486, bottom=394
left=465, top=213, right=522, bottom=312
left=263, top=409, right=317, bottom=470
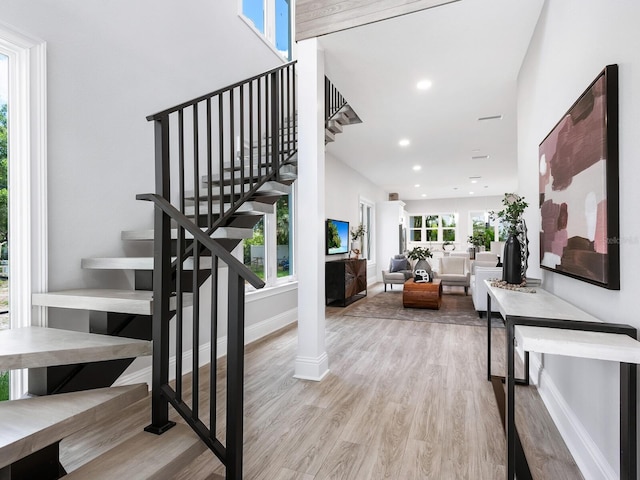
left=0, top=0, right=286, bottom=330
left=517, top=1, right=640, bottom=478
left=404, top=195, right=504, bottom=251
left=324, top=152, right=388, bottom=283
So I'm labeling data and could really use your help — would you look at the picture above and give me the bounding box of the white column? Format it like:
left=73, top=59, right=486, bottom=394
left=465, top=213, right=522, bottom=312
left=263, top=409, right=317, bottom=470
left=294, top=38, right=329, bottom=381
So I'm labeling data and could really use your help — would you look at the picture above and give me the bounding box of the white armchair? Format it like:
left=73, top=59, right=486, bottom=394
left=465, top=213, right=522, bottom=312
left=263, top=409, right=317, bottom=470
left=434, top=256, right=470, bottom=294
left=470, top=266, right=503, bottom=317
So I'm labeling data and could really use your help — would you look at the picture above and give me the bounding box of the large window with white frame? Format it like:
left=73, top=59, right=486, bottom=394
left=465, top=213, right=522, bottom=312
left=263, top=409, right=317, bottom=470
left=240, top=0, right=292, bottom=60
left=243, top=192, right=294, bottom=286
left=359, top=199, right=374, bottom=262
left=409, top=213, right=458, bottom=243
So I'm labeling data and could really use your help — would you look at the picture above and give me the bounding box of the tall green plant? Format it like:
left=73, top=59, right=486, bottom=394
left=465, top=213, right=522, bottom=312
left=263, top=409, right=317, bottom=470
left=490, top=193, right=528, bottom=236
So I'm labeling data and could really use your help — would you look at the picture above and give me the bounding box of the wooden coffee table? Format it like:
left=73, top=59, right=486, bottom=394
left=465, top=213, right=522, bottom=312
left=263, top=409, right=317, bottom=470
left=402, top=278, right=442, bottom=309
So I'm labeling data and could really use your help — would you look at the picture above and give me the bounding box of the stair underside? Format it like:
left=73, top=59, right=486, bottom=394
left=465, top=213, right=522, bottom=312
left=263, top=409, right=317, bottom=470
left=122, top=226, right=253, bottom=241
left=32, top=289, right=191, bottom=315
left=184, top=200, right=274, bottom=217
left=81, top=256, right=215, bottom=271
left=188, top=181, right=292, bottom=200
left=0, top=383, right=147, bottom=469
left=0, top=326, right=151, bottom=371
left=64, top=423, right=208, bottom=479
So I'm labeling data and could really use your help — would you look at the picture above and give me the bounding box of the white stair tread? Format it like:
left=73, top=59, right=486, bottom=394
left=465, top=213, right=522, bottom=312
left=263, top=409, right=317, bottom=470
left=0, top=326, right=151, bottom=371
left=32, top=289, right=192, bottom=315
left=65, top=423, right=207, bottom=479
left=0, top=383, right=147, bottom=468
left=82, top=256, right=214, bottom=271
left=516, top=325, right=640, bottom=364
left=185, top=201, right=274, bottom=216
left=189, top=181, right=292, bottom=198
left=121, top=226, right=253, bottom=241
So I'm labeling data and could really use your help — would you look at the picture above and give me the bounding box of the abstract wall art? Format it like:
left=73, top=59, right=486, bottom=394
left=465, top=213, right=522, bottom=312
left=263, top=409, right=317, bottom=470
left=539, top=64, right=620, bottom=289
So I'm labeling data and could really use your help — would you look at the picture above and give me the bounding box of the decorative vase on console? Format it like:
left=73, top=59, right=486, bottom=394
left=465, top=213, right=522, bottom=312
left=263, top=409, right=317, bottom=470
left=490, top=193, right=529, bottom=284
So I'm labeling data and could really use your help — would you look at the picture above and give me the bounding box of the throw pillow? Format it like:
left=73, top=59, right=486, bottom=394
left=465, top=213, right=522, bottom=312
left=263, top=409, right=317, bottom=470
left=390, top=258, right=408, bottom=272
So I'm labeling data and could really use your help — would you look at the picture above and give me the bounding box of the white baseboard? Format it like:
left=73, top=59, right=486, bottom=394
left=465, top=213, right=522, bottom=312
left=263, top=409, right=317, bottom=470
left=293, top=352, right=330, bottom=381
left=517, top=347, right=616, bottom=480
left=536, top=367, right=617, bottom=480
left=114, top=307, right=298, bottom=388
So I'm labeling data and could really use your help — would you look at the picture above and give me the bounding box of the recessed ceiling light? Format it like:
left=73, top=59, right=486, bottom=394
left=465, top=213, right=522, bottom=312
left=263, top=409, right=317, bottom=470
left=478, top=114, right=503, bottom=121
left=421, top=194, right=427, bottom=197
left=399, top=139, right=410, bottom=147
left=453, top=187, right=458, bottom=190
left=416, top=79, right=433, bottom=90
left=414, top=184, right=420, bottom=188
left=469, top=191, right=475, bottom=195
left=412, top=165, right=421, bottom=171
left=484, top=185, right=489, bottom=188
left=471, top=180, right=477, bottom=184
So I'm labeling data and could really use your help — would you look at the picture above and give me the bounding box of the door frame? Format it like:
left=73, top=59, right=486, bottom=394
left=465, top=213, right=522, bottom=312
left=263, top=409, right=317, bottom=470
left=0, top=21, right=47, bottom=399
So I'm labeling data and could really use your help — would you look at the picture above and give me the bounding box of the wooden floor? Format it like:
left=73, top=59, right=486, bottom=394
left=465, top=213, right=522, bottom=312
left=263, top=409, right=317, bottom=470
left=60, top=284, right=582, bottom=480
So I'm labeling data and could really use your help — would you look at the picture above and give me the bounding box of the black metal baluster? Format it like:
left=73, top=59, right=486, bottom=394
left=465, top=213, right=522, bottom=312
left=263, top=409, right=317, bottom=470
left=218, top=95, right=225, bottom=225
left=145, top=115, right=175, bottom=435
left=207, top=98, right=213, bottom=229
left=239, top=85, right=245, bottom=197
left=176, top=109, right=185, bottom=401
left=257, top=77, right=263, bottom=183
left=229, top=89, right=235, bottom=215
left=210, top=255, right=219, bottom=442
left=249, top=81, right=254, bottom=192
left=270, top=71, right=279, bottom=179
left=226, top=270, right=245, bottom=480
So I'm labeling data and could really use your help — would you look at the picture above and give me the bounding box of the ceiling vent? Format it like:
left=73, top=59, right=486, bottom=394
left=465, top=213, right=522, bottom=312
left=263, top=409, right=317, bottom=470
left=471, top=155, right=489, bottom=160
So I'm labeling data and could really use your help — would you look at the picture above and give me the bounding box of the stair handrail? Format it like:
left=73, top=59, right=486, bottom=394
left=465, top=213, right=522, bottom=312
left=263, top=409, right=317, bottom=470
left=136, top=193, right=264, bottom=288
left=147, top=61, right=297, bottom=120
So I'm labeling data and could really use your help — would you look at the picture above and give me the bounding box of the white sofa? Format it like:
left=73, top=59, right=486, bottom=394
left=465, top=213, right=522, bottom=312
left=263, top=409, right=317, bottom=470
left=470, top=266, right=503, bottom=317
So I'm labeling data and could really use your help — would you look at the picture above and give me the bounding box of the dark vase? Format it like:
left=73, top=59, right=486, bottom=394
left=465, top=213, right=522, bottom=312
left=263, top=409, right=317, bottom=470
left=502, top=234, right=522, bottom=284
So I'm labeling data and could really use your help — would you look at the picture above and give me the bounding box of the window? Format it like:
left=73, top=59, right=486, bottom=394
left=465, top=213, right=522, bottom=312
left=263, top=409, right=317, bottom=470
left=359, top=199, right=374, bottom=262
left=243, top=192, right=294, bottom=286
left=409, top=215, right=422, bottom=242
left=244, top=217, right=265, bottom=279
left=469, top=211, right=504, bottom=247
left=241, top=0, right=292, bottom=60
left=409, top=213, right=458, bottom=243
left=276, top=195, right=292, bottom=277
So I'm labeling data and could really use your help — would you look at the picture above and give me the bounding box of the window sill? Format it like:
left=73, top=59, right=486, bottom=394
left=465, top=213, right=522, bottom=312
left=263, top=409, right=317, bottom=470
left=246, top=279, right=298, bottom=303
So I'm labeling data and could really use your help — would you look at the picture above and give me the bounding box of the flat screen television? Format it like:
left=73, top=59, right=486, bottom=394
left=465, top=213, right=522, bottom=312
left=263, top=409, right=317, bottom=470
left=326, top=219, right=349, bottom=255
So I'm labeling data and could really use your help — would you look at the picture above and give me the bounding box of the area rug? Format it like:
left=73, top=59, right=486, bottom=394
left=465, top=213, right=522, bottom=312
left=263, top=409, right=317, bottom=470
left=343, top=289, right=502, bottom=327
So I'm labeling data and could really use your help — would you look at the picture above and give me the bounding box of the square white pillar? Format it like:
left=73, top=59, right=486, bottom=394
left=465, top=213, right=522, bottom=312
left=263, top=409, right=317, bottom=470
left=294, top=38, right=329, bottom=381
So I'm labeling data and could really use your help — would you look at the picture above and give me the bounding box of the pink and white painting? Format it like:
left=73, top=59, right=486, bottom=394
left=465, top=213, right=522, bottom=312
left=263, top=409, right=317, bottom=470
left=539, top=65, right=619, bottom=289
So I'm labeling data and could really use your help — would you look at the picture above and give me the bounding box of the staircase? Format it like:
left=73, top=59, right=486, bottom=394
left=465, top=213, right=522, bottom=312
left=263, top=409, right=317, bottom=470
left=0, top=63, right=358, bottom=479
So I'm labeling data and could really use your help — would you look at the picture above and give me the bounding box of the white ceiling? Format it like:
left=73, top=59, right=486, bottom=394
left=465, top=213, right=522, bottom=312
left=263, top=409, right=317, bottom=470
left=319, top=0, right=544, bottom=201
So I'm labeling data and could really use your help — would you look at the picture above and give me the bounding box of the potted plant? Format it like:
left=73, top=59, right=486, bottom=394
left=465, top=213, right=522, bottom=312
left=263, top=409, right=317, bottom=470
left=407, top=246, right=433, bottom=272
left=350, top=224, right=366, bottom=259
left=490, top=193, right=529, bottom=284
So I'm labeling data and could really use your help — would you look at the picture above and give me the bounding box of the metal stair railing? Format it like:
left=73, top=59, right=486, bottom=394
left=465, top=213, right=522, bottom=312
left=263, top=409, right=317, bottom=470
left=139, top=61, right=296, bottom=480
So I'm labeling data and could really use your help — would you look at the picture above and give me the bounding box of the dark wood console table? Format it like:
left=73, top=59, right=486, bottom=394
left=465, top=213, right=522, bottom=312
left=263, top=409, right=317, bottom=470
left=485, top=281, right=639, bottom=480
left=325, top=258, right=367, bottom=307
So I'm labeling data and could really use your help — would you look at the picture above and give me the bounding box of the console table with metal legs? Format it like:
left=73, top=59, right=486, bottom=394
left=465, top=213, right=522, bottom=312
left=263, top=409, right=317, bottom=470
left=485, top=280, right=640, bottom=480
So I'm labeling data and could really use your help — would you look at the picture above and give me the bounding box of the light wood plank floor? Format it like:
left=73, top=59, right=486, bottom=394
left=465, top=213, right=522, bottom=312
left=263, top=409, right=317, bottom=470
left=61, top=284, right=582, bottom=479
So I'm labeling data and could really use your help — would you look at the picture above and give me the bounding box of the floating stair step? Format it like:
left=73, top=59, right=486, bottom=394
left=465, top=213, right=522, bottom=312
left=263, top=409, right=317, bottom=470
left=188, top=181, right=292, bottom=201
left=0, top=383, right=147, bottom=469
left=327, top=120, right=343, bottom=134
left=203, top=163, right=297, bottom=183
left=81, top=257, right=214, bottom=271
left=184, top=201, right=275, bottom=217
left=121, top=226, right=253, bottom=241
left=0, top=326, right=151, bottom=371
left=32, top=289, right=192, bottom=315
left=325, top=130, right=335, bottom=143
left=64, top=423, right=207, bottom=479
